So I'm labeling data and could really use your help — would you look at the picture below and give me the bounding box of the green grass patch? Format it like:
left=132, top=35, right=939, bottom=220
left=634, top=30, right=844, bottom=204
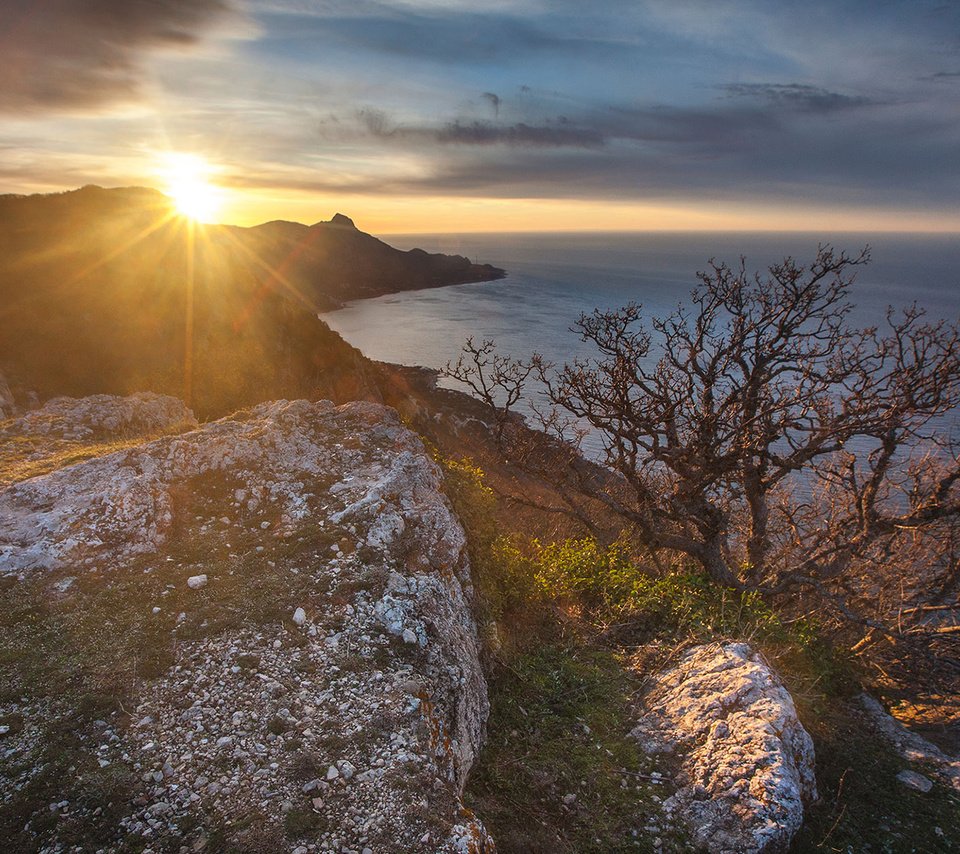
left=465, top=642, right=687, bottom=853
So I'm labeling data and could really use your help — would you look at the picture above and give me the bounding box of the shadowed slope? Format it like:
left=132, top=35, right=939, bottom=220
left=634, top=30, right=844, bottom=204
left=0, top=186, right=502, bottom=417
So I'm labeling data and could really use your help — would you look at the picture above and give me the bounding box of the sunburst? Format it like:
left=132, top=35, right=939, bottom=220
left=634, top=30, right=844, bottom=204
left=158, top=152, right=223, bottom=222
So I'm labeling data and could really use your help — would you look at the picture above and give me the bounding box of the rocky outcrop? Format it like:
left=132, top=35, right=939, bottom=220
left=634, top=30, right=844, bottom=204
left=0, top=398, right=492, bottom=852
left=327, top=212, right=357, bottom=228
left=0, top=391, right=195, bottom=440
left=631, top=642, right=816, bottom=854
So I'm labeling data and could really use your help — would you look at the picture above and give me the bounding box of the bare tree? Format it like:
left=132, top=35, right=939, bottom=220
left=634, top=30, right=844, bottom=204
left=451, top=247, right=960, bottom=603
left=445, top=337, right=534, bottom=445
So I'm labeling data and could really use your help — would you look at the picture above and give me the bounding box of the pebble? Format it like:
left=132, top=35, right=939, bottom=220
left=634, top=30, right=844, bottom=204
left=187, top=574, right=208, bottom=590
left=293, top=607, right=307, bottom=626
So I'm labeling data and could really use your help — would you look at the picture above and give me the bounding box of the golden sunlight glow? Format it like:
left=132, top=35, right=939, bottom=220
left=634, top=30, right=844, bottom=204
left=158, top=153, right=224, bottom=222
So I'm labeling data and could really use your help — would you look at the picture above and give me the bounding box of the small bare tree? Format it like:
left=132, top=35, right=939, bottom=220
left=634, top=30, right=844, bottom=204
left=445, top=337, right=534, bottom=445
left=450, top=247, right=960, bottom=605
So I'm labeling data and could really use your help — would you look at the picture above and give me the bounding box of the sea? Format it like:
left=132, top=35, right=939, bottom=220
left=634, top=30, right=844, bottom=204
left=322, top=231, right=960, bottom=453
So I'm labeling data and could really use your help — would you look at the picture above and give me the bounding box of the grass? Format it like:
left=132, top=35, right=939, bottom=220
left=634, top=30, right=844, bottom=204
left=792, top=704, right=960, bottom=853
left=465, top=641, right=688, bottom=853
left=0, top=416, right=196, bottom=488
left=0, top=434, right=153, bottom=488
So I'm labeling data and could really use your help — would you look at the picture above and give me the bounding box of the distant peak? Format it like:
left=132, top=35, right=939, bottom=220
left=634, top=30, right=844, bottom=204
left=329, top=213, right=356, bottom=229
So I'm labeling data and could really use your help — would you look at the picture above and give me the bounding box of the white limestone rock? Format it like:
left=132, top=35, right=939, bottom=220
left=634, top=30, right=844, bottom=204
left=0, top=398, right=492, bottom=852
left=860, top=693, right=960, bottom=792
left=632, top=642, right=817, bottom=854
left=0, top=391, right=195, bottom=441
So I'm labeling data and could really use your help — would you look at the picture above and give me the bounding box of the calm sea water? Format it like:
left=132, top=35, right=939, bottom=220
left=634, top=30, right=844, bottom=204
left=326, top=231, right=959, bottom=368
left=323, top=231, right=960, bottom=451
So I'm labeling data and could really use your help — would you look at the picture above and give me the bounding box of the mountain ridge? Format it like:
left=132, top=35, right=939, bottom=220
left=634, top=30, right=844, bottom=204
left=0, top=186, right=503, bottom=418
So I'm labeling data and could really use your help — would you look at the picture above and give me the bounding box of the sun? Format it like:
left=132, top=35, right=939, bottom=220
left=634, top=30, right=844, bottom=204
left=158, top=153, right=224, bottom=222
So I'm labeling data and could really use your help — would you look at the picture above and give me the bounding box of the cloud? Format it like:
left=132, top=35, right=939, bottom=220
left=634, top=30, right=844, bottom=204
left=0, top=0, right=242, bottom=112
left=357, top=109, right=604, bottom=148
left=717, top=83, right=875, bottom=112
left=481, top=91, right=500, bottom=116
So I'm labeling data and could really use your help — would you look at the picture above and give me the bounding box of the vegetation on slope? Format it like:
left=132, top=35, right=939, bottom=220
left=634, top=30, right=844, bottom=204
left=439, top=455, right=960, bottom=853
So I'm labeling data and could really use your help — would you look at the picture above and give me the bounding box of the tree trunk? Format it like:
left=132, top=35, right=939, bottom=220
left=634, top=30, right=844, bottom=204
left=700, top=537, right=741, bottom=588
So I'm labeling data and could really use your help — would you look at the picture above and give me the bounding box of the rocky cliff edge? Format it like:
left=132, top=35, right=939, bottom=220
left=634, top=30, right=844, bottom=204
left=0, top=396, right=491, bottom=852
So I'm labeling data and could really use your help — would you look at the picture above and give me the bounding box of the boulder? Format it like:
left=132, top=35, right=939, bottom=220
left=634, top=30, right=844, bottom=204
left=632, top=642, right=816, bottom=854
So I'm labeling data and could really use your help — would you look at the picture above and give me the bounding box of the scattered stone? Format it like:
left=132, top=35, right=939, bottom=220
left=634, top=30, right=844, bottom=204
left=0, top=399, right=494, bottom=852
left=292, top=607, right=307, bottom=626
left=897, top=769, right=934, bottom=793
left=860, top=694, right=960, bottom=792
left=187, top=575, right=208, bottom=590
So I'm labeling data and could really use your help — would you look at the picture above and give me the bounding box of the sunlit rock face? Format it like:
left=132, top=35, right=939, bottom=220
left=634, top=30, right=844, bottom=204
left=0, top=398, right=492, bottom=852
left=631, top=642, right=816, bottom=854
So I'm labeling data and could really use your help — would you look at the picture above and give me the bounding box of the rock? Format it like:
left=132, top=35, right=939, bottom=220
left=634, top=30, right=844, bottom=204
left=292, top=607, right=307, bottom=626
left=897, top=769, right=934, bottom=793
left=328, top=212, right=357, bottom=229
left=0, top=392, right=195, bottom=441
left=0, top=398, right=492, bottom=851
left=860, top=694, right=960, bottom=792
left=187, top=575, right=208, bottom=590
left=632, top=642, right=817, bottom=854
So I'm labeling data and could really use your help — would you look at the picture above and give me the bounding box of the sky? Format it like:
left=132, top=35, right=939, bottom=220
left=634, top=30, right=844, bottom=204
left=1, top=0, right=959, bottom=232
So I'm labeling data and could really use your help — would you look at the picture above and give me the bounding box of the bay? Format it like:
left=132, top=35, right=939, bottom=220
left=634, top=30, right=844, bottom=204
left=324, top=231, right=960, bottom=381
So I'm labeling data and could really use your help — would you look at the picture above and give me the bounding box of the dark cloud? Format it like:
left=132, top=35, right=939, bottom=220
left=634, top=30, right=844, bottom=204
left=0, top=0, right=238, bottom=112
left=436, top=121, right=603, bottom=147
left=718, top=83, right=875, bottom=112
left=298, top=87, right=957, bottom=211
left=357, top=109, right=604, bottom=148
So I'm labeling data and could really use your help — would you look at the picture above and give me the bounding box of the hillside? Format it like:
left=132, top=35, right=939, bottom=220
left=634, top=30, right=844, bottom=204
left=0, top=186, right=503, bottom=418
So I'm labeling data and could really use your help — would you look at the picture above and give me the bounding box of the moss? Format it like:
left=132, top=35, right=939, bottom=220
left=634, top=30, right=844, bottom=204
left=283, top=807, right=326, bottom=839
